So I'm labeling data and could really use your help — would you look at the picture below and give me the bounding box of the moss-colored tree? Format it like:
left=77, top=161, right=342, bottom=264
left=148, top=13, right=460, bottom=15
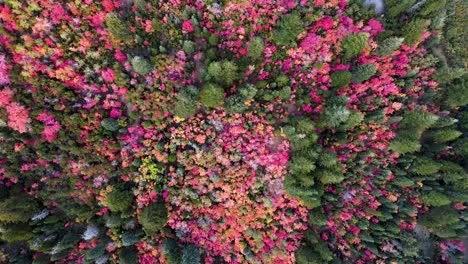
left=131, top=56, right=153, bottom=75
left=330, top=71, right=352, bottom=88
left=206, top=61, right=238, bottom=87
left=433, top=68, right=466, bottom=85
left=247, top=37, right=265, bottom=60
left=0, top=223, right=34, bottom=242
left=182, top=40, right=196, bottom=55
left=399, top=110, right=439, bottom=131
left=199, top=83, right=224, bottom=108
left=238, top=84, right=257, bottom=100
left=174, top=86, right=199, bottom=118
left=419, top=206, right=462, bottom=239
left=225, top=95, right=247, bottom=113
left=318, top=169, right=344, bottom=184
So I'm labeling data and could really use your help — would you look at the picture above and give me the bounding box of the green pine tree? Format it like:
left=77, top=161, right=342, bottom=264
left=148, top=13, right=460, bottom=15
left=138, top=202, right=168, bottom=236
left=119, top=247, right=138, bottom=264
left=105, top=187, right=133, bottom=212
left=182, top=244, right=201, bottom=264
left=105, top=13, right=131, bottom=41
left=384, top=0, right=417, bottom=17
left=0, top=194, right=38, bottom=224
left=352, top=64, right=377, bottom=83
left=430, top=128, right=462, bottom=143
left=376, top=37, right=404, bottom=56
left=421, top=191, right=451, bottom=207
left=273, top=13, right=304, bottom=47
left=341, top=33, right=370, bottom=60
left=401, top=19, right=429, bottom=46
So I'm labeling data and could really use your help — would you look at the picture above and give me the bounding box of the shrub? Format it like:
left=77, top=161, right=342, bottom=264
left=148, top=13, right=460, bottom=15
left=352, top=64, right=377, bottom=83
left=330, top=71, right=352, bottom=88
left=199, top=83, right=224, bottom=108
left=341, top=33, right=370, bottom=60
left=138, top=202, right=168, bottom=236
